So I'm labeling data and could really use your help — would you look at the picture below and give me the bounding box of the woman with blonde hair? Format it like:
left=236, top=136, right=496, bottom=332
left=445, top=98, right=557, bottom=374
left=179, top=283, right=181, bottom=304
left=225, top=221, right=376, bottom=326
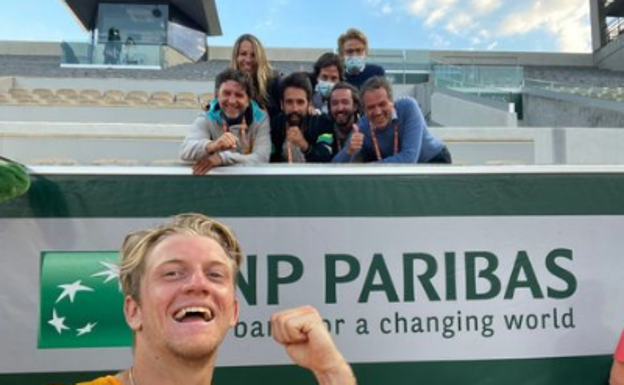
left=229, top=34, right=281, bottom=118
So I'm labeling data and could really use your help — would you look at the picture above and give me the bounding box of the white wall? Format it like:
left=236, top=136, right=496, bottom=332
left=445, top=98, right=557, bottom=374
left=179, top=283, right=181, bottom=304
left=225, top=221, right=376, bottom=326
left=594, top=37, right=624, bottom=71
left=431, top=92, right=518, bottom=127
left=0, top=105, right=198, bottom=124
left=6, top=123, right=624, bottom=166
left=5, top=122, right=624, bottom=166
left=14, top=77, right=215, bottom=94
left=0, top=77, right=13, bottom=93
left=0, top=122, right=184, bottom=166
left=565, top=127, right=624, bottom=164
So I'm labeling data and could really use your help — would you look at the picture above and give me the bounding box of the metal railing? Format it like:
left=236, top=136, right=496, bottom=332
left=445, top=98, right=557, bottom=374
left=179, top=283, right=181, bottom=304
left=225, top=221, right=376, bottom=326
left=606, top=17, right=624, bottom=44
left=432, top=63, right=523, bottom=105
left=433, top=63, right=524, bottom=89
left=367, top=49, right=432, bottom=84
left=524, top=77, right=624, bottom=102
left=60, top=41, right=163, bottom=69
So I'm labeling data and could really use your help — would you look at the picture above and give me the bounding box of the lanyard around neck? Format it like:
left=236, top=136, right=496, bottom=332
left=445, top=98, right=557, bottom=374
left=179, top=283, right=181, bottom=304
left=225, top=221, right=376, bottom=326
left=285, top=121, right=300, bottom=164
left=370, top=120, right=398, bottom=161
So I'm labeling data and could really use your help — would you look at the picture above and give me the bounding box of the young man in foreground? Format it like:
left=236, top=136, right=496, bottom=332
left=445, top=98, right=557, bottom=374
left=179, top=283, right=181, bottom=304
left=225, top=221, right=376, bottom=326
left=78, top=213, right=355, bottom=385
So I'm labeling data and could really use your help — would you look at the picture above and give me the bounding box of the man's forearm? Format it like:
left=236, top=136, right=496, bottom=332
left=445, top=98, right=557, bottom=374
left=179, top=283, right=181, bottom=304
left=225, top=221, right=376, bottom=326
left=205, top=140, right=218, bottom=154
left=611, top=360, right=624, bottom=385
left=314, top=362, right=356, bottom=385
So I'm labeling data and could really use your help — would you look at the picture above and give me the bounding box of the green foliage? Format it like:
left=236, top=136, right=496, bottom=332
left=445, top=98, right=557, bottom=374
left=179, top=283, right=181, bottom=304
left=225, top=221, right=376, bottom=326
left=0, top=161, right=30, bottom=203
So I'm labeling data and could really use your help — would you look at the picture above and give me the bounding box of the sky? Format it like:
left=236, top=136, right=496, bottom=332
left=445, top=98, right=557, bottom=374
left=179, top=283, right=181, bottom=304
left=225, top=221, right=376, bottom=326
left=0, top=0, right=592, bottom=53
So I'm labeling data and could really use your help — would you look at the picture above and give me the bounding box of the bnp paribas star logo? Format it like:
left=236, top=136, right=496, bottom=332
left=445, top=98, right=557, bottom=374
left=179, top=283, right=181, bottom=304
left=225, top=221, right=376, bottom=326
left=38, top=251, right=132, bottom=349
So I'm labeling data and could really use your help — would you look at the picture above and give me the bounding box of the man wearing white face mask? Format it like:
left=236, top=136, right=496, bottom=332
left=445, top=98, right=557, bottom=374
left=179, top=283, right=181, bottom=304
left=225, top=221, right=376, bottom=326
left=338, top=28, right=385, bottom=89
left=310, top=52, right=344, bottom=114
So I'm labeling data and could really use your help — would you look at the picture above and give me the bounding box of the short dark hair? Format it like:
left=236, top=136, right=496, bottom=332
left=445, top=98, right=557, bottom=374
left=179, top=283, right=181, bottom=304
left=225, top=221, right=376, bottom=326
left=328, top=82, right=361, bottom=113
left=313, top=52, right=344, bottom=83
left=279, top=72, right=313, bottom=102
left=360, top=76, right=393, bottom=103
left=215, top=68, right=255, bottom=100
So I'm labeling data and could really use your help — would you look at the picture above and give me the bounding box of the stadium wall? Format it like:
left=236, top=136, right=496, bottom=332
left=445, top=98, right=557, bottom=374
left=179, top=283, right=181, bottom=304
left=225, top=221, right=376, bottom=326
left=6, top=121, right=624, bottom=166
left=431, top=89, right=518, bottom=128
left=0, top=105, right=195, bottom=124
left=523, top=88, right=624, bottom=128
left=429, top=51, right=593, bottom=67
left=0, top=41, right=596, bottom=68
left=0, top=41, right=60, bottom=56
left=594, top=38, right=624, bottom=71
left=13, top=76, right=212, bottom=94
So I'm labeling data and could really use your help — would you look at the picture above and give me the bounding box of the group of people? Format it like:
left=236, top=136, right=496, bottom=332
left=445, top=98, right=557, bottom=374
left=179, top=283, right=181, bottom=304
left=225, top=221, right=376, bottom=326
left=180, top=28, right=451, bottom=174
left=104, top=28, right=138, bottom=65
left=71, top=27, right=624, bottom=385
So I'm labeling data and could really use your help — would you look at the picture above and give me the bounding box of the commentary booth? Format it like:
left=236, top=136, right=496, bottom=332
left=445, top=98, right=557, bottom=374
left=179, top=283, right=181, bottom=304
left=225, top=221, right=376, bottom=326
left=1, top=164, right=624, bottom=384
left=60, top=0, right=221, bottom=68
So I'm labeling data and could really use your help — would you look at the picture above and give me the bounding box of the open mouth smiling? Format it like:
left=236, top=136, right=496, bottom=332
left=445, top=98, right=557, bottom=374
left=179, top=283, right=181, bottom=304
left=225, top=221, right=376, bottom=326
left=173, top=307, right=214, bottom=323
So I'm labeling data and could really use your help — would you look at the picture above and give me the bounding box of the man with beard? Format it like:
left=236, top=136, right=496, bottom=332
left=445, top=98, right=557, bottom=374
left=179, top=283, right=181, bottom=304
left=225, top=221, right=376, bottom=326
left=333, top=76, right=451, bottom=164
left=270, top=72, right=335, bottom=163
left=180, top=68, right=271, bottom=175
left=327, top=82, right=361, bottom=158
left=77, top=213, right=356, bottom=385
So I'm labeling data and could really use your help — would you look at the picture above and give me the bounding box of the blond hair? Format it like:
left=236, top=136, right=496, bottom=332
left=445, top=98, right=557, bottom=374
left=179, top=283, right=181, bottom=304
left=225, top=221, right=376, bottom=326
left=337, top=28, right=369, bottom=57
left=119, top=213, right=242, bottom=302
left=230, top=34, right=274, bottom=109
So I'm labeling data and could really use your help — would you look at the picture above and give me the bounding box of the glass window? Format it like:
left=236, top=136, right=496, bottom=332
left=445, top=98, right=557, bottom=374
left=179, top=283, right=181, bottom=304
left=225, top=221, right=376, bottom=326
left=97, top=3, right=169, bottom=45
left=167, top=22, right=206, bottom=62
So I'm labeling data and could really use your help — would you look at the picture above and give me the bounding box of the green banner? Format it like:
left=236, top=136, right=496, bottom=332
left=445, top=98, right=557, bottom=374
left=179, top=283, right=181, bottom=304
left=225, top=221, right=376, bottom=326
left=3, top=172, right=624, bottom=218
left=39, top=251, right=131, bottom=348
left=2, top=168, right=623, bottom=385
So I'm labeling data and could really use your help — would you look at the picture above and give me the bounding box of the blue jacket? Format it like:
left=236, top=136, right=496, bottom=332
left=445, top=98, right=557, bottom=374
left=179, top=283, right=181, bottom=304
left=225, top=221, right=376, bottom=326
left=333, top=97, right=445, bottom=163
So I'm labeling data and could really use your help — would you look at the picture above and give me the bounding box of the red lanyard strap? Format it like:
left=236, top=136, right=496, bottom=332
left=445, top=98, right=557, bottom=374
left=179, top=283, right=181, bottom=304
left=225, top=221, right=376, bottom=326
left=370, top=120, right=398, bottom=161
left=287, top=141, right=293, bottom=163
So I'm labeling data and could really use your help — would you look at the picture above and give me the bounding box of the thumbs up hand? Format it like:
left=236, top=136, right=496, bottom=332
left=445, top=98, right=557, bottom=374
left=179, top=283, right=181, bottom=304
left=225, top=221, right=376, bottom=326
left=347, top=124, right=363, bottom=155
left=287, top=126, right=309, bottom=152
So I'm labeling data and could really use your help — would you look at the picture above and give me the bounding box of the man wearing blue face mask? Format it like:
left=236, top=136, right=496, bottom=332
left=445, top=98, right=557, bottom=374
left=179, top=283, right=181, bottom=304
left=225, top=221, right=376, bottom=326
left=310, top=52, right=343, bottom=114
left=338, top=28, right=385, bottom=89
